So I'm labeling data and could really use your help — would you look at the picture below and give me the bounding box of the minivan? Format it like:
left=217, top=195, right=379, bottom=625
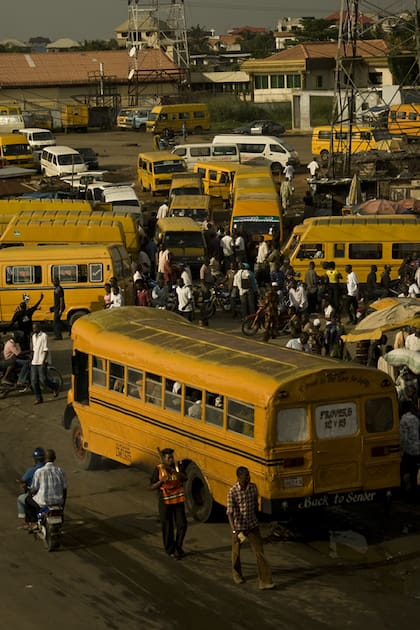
left=40, top=146, right=86, bottom=177
left=19, top=128, right=56, bottom=152
left=171, top=143, right=240, bottom=169
left=154, top=217, right=207, bottom=274
left=146, top=103, right=210, bottom=135
left=0, top=134, right=34, bottom=168
left=212, top=134, right=299, bottom=170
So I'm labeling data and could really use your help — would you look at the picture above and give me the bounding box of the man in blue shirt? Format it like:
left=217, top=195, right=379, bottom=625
left=17, top=447, right=45, bottom=521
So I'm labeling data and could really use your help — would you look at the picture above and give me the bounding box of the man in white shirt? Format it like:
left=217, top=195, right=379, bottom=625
left=220, top=230, right=234, bottom=271
left=307, top=158, right=319, bottom=178
left=405, top=328, right=420, bottom=352
left=254, top=236, right=269, bottom=284
left=345, top=264, right=359, bottom=325
left=176, top=277, right=194, bottom=322
left=288, top=280, right=308, bottom=313
left=30, top=322, right=58, bottom=405
left=286, top=333, right=310, bottom=352
left=157, top=201, right=169, bottom=219
left=25, top=449, right=67, bottom=525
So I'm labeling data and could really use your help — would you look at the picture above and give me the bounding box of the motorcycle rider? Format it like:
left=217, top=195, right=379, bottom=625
left=9, top=293, right=44, bottom=352
left=16, top=447, right=46, bottom=523
left=25, top=448, right=67, bottom=528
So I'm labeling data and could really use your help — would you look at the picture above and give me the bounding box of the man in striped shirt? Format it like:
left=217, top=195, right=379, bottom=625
left=25, top=449, right=67, bottom=524
left=227, top=466, right=274, bottom=589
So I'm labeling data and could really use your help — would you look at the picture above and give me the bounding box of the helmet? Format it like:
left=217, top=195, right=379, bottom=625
left=32, top=447, right=45, bottom=462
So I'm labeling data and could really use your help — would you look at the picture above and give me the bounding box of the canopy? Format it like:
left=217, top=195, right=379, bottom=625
left=354, top=198, right=420, bottom=215
left=342, top=297, right=420, bottom=342
left=384, top=349, right=420, bottom=375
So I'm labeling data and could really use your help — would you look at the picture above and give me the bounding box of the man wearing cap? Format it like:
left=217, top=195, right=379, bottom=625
left=150, top=448, right=188, bottom=559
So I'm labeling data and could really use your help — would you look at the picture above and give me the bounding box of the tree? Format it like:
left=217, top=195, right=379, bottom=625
left=292, top=18, right=338, bottom=43
left=80, top=39, right=119, bottom=51
left=238, top=30, right=275, bottom=58
left=187, top=25, right=211, bottom=55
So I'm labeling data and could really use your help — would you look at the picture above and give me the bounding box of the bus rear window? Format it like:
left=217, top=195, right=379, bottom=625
left=277, top=408, right=308, bottom=442
left=365, top=398, right=394, bottom=432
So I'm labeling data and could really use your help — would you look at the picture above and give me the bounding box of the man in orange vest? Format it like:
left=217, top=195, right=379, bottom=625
left=150, top=447, right=188, bottom=559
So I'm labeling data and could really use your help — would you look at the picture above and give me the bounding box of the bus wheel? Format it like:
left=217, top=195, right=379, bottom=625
left=71, top=417, right=101, bottom=470
left=194, top=125, right=203, bottom=134
left=69, top=310, right=88, bottom=328
left=184, top=462, right=213, bottom=522
left=320, top=149, right=329, bottom=162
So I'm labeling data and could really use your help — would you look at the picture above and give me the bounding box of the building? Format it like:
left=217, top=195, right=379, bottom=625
left=241, top=39, right=397, bottom=129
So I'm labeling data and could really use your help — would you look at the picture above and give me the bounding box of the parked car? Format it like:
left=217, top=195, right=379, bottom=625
left=233, top=119, right=286, bottom=137
left=74, top=147, right=99, bottom=170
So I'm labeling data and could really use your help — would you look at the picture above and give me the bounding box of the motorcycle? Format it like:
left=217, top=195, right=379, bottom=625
left=32, top=505, right=64, bottom=551
left=201, top=284, right=241, bottom=320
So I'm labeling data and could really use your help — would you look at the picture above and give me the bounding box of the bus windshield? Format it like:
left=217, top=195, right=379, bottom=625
left=163, top=232, right=204, bottom=248
left=3, top=143, right=31, bottom=155
left=154, top=161, right=186, bottom=174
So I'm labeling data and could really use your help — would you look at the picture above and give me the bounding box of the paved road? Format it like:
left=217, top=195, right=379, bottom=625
left=2, top=324, right=420, bottom=629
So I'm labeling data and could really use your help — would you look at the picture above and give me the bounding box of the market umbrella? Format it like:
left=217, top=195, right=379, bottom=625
left=346, top=173, right=362, bottom=206
left=384, top=349, right=420, bottom=375
left=342, top=298, right=420, bottom=342
left=356, top=198, right=399, bottom=215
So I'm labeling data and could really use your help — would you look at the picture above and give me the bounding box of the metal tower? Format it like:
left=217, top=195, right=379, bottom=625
left=127, top=0, right=190, bottom=106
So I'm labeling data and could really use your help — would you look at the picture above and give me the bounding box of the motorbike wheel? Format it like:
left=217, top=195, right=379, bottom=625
left=203, top=301, right=216, bottom=319
left=241, top=316, right=260, bottom=337
left=45, top=528, right=61, bottom=552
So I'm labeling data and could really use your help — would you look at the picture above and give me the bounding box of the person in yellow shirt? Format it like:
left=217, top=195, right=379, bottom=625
left=326, top=261, right=342, bottom=312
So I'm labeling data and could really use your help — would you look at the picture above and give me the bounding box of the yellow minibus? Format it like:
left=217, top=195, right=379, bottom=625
left=137, top=151, right=187, bottom=195
left=169, top=194, right=211, bottom=225
left=13, top=209, right=140, bottom=259
left=0, top=198, right=92, bottom=218
left=0, top=244, right=133, bottom=326
left=154, top=217, right=206, bottom=273
left=0, top=216, right=126, bottom=251
left=64, top=307, right=400, bottom=520
left=193, top=162, right=240, bottom=204
left=281, top=216, right=420, bottom=282
left=230, top=165, right=282, bottom=242
left=311, top=125, right=376, bottom=161
left=146, top=103, right=210, bottom=135
left=0, top=133, right=35, bottom=168
left=169, top=172, right=203, bottom=200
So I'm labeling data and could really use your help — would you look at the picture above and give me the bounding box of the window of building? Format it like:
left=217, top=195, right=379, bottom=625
left=286, top=74, right=301, bottom=88
left=270, top=75, right=285, bottom=89
left=316, top=75, right=323, bottom=88
left=227, top=399, right=254, bottom=437
left=255, top=75, right=269, bottom=90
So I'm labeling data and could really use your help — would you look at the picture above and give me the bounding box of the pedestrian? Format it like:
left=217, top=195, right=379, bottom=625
left=254, top=235, right=269, bottom=285
left=307, top=157, right=319, bottom=179
left=399, top=400, right=420, bottom=502
left=344, top=264, right=359, bottom=325
left=150, top=448, right=188, bottom=559
left=103, top=283, right=112, bottom=308
left=226, top=466, right=274, bottom=589
left=109, top=285, right=124, bottom=308
left=181, top=121, right=187, bottom=141
left=380, top=265, right=392, bottom=297
left=25, top=448, right=67, bottom=526
left=233, top=262, right=256, bottom=320
left=157, top=200, right=169, bottom=219
left=176, top=277, right=194, bottom=321
left=30, top=321, right=59, bottom=405
left=326, top=261, right=342, bottom=312
left=280, top=178, right=292, bottom=210
left=304, top=261, right=319, bottom=314
left=286, top=332, right=310, bottom=352
left=16, top=447, right=45, bottom=523
left=52, top=277, right=65, bottom=340
left=283, top=161, right=294, bottom=190
left=365, top=264, right=381, bottom=302
left=261, top=283, right=280, bottom=342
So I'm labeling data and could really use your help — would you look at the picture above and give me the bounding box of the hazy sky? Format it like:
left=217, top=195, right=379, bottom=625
left=0, top=0, right=406, bottom=42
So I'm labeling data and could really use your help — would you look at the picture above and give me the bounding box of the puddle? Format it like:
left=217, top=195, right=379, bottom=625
left=329, top=530, right=369, bottom=558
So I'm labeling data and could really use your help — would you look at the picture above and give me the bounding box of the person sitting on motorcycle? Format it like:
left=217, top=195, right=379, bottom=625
left=2, top=331, right=31, bottom=388
left=16, top=447, right=46, bottom=524
left=262, top=283, right=280, bottom=341
left=25, top=448, right=67, bottom=528
left=9, top=293, right=44, bottom=352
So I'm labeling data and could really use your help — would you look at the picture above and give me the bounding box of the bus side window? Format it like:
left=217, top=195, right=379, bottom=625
left=127, top=367, right=143, bottom=399
left=227, top=399, right=254, bottom=437
left=333, top=243, right=345, bottom=258
left=146, top=373, right=162, bottom=406
left=92, top=356, right=106, bottom=387
left=184, top=387, right=202, bottom=419
left=205, top=392, right=223, bottom=427
left=109, top=361, right=125, bottom=393
left=164, top=379, right=182, bottom=412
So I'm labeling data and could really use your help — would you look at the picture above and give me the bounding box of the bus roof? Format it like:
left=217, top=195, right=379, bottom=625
left=156, top=217, right=203, bottom=231
left=137, top=151, right=185, bottom=162
left=0, top=243, right=126, bottom=260
left=72, top=307, right=393, bottom=405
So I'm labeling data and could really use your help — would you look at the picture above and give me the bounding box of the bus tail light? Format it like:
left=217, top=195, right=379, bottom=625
left=283, top=457, right=304, bottom=468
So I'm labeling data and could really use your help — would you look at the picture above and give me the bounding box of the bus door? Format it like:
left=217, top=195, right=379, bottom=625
left=312, top=401, right=362, bottom=493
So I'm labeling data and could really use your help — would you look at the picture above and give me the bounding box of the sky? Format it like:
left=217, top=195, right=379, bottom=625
left=0, top=0, right=410, bottom=42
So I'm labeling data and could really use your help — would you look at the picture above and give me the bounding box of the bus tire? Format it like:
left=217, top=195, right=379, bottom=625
left=184, top=462, right=213, bottom=522
left=270, top=162, right=281, bottom=175
left=194, top=125, right=203, bottom=134
left=320, top=149, right=329, bottom=162
left=71, top=416, right=101, bottom=470
left=68, top=310, right=88, bottom=328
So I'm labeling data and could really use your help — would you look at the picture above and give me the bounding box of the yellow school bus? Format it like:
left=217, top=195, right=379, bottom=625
left=281, top=216, right=420, bottom=281
left=0, top=216, right=127, bottom=251
left=146, top=103, right=210, bottom=135
left=230, top=165, right=282, bottom=242
left=0, top=244, right=133, bottom=326
left=64, top=307, right=400, bottom=520
left=388, top=103, right=420, bottom=140
left=137, top=151, right=187, bottom=195
left=13, top=209, right=140, bottom=259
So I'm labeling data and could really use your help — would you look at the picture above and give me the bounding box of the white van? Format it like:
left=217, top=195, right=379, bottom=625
left=101, top=185, right=143, bottom=221
left=212, top=134, right=299, bottom=170
left=40, top=146, right=86, bottom=177
left=19, top=128, right=56, bottom=152
left=171, top=143, right=240, bottom=169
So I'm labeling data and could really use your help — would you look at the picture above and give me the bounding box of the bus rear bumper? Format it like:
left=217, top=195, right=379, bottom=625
left=262, top=488, right=394, bottom=514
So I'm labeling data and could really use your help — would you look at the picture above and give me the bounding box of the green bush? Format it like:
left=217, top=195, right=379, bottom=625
left=310, top=96, right=334, bottom=126
left=204, top=96, right=292, bottom=130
